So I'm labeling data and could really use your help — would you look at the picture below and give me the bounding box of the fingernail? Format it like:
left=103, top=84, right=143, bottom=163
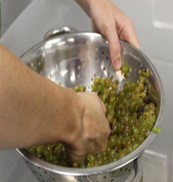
left=113, top=57, right=121, bottom=70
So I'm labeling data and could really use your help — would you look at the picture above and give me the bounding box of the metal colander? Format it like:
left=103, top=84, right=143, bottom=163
left=17, top=26, right=164, bottom=182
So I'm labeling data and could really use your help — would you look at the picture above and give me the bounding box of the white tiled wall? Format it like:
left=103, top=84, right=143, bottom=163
left=153, top=0, right=173, bottom=25
left=115, top=0, right=173, bottom=63
left=1, top=0, right=31, bottom=34
left=2, top=0, right=173, bottom=63
left=0, top=0, right=91, bottom=57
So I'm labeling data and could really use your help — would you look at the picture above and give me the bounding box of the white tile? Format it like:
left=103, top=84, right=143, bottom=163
left=152, top=0, right=173, bottom=27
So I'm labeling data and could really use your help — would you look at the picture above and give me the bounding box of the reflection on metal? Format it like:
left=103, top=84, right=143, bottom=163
left=153, top=21, right=173, bottom=30
left=70, top=70, right=76, bottom=82
left=67, top=38, right=75, bottom=43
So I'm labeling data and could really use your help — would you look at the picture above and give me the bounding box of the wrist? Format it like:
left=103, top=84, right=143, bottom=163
left=24, top=83, right=84, bottom=148
left=57, top=88, right=84, bottom=145
left=36, top=83, right=84, bottom=146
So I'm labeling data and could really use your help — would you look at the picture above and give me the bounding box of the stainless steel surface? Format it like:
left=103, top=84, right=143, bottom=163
left=22, top=156, right=135, bottom=182
left=44, top=25, right=78, bottom=41
left=16, top=28, right=164, bottom=182
left=133, top=158, right=143, bottom=182
left=0, top=1, right=171, bottom=181
left=20, top=156, right=143, bottom=182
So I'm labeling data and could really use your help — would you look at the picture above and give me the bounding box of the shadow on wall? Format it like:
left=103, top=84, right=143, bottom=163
left=1, top=0, right=31, bottom=34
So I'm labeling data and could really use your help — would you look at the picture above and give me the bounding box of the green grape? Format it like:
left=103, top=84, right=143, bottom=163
left=121, top=62, right=131, bottom=78
left=152, top=127, right=161, bottom=134
left=87, top=154, right=95, bottom=163
left=109, top=135, right=117, bottom=148
left=27, top=64, right=158, bottom=168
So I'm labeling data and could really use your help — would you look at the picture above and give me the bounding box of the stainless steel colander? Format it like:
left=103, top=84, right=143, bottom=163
left=17, top=26, right=164, bottom=182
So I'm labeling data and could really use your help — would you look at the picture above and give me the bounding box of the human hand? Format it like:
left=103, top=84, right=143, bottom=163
left=76, top=0, right=139, bottom=70
left=89, top=0, right=139, bottom=70
left=65, top=92, right=110, bottom=163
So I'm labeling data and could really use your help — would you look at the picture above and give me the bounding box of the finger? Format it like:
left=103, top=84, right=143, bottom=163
left=91, top=21, right=122, bottom=70
left=68, top=150, right=86, bottom=163
left=98, top=97, right=107, bottom=113
left=90, top=92, right=106, bottom=113
left=119, top=20, right=139, bottom=49
left=125, top=29, right=139, bottom=49
left=104, top=24, right=122, bottom=71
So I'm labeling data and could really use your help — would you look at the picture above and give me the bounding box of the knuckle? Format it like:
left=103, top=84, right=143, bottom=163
left=102, top=22, right=113, bottom=36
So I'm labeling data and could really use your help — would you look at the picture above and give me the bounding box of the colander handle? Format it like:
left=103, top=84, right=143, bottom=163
left=44, top=26, right=77, bottom=40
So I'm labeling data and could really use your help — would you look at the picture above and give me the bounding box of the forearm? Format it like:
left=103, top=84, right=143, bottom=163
left=0, top=45, right=83, bottom=149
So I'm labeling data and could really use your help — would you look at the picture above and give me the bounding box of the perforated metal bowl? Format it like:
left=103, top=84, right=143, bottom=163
left=17, top=26, right=164, bottom=182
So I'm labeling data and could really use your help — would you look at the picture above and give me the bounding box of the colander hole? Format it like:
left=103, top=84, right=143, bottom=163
left=42, top=180, right=45, bottom=182
left=128, top=168, right=131, bottom=172
left=37, top=167, right=40, bottom=170
left=39, top=173, right=42, bottom=177
left=38, top=61, right=42, bottom=66
left=77, top=65, right=81, bottom=70
left=51, top=178, right=55, bottom=181
left=120, top=168, right=123, bottom=172
left=103, top=176, right=106, bottom=179
left=44, top=170, right=47, bottom=174
left=106, top=56, right=109, bottom=60
left=102, top=51, right=104, bottom=55
left=111, top=179, right=114, bottom=182
left=95, top=56, right=97, bottom=60
left=125, top=167, right=129, bottom=171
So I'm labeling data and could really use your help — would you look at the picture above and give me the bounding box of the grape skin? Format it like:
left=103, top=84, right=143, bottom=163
left=28, top=66, right=158, bottom=168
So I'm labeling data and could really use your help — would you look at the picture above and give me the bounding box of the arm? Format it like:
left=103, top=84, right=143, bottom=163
left=0, top=45, right=82, bottom=149
left=0, top=45, right=110, bottom=161
left=75, top=0, right=139, bottom=70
